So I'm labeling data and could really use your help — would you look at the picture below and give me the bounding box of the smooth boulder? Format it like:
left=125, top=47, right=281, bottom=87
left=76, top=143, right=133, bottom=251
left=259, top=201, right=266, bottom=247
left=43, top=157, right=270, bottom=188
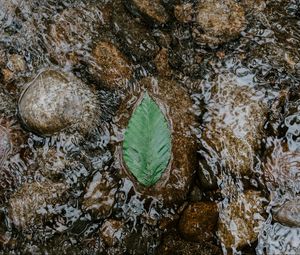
left=18, top=69, right=99, bottom=136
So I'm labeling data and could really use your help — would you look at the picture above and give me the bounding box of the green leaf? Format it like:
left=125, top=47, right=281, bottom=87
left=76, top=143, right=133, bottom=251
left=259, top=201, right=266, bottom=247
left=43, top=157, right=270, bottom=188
left=123, top=92, right=172, bottom=187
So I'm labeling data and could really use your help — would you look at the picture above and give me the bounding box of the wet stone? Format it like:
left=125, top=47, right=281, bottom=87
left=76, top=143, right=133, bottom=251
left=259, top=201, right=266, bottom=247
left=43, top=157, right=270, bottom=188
left=8, top=180, right=67, bottom=228
left=218, top=190, right=266, bottom=251
left=124, top=0, right=169, bottom=25
left=82, top=171, right=117, bottom=219
left=192, top=0, right=246, bottom=47
left=273, top=199, right=300, bottom=228
left=18, top=69, right=99, bottom=136
left=88, top=41, right=133, bottom=89
left=114, top=77, right=197, bottom=206
left=178, top=202, right=218, bottom=243
left=112, top=4, right=160, bottom=62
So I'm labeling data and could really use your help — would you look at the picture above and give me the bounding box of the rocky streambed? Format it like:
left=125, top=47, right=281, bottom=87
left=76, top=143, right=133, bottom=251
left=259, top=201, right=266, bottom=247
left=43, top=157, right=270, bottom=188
left=0, top=0, right=300, bottom=254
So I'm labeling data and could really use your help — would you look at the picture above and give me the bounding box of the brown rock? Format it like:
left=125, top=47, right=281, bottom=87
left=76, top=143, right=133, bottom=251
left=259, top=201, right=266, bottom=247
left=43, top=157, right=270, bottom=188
left=18, top=69, right=99, bottom=136
left=82, top=171, right=117, bottom=219
left=179, top=202, right=218, bottom=243
left=113, top=77, right=197, bottom=205
left=8, top=180, right=67, bottom=228
left=217, top=190, right=266, bottom=250
left=100, top=219, right=125, bottom=247
left=193, top=0, right=246, bottom=46
left=125, top=0, right=169, bottom=25
left=273, top=199, right=300, bottom=227
left=88, top=41, right=133, bottom=89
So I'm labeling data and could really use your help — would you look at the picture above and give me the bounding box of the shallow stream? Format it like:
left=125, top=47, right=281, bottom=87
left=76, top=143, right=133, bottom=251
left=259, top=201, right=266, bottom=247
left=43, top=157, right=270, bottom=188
left=0, top=0, right=300, bottom=254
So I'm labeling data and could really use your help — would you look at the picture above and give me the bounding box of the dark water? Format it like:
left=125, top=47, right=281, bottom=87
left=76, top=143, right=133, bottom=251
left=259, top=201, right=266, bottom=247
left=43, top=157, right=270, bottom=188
left=0, top=0, right=300, bottom=254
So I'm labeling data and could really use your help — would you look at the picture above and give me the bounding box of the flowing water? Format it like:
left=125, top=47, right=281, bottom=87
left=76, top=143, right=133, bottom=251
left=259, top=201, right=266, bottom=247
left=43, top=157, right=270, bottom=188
left=0, top=0, right=300, bottom=254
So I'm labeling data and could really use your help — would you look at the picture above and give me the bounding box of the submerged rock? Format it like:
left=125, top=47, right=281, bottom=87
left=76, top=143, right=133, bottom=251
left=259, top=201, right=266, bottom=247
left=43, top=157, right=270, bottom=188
left=88, top=41, right=133, bottom=89
left=199, top=78, right=268, bottom=181
left=18, top=69, right=99, bottom=136
left=8, top=180, right=67, bottom=228
left=124, top=0, right=169, bottom=25
left=178, top=202, right=218, bottom=243
left=192, top=0, right=246, bottom=46
left=217, top=190, right=266, bottom=251
left=273, top=199, right=300, bottom=227
left=112, top=4, right=160, bottom=62
left=82, top=171, right=117, bottom=219
left=114, top=77, right=197, bottom=205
